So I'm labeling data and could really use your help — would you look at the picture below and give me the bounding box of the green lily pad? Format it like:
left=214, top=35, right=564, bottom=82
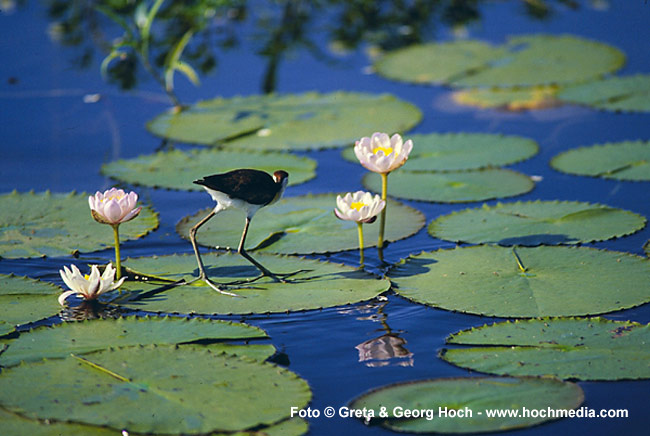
left=558, top=74, right=650, bottom=112
left=389, top=245, right=650, bottom=318
left=0, top=315, right=266, bottom=367
left=441, top=318, right=650, bottom=380
left=176, top=194, right=424, bottom=254
left=342, top=132, right=539, bottom=171
left=452, top=86, right=560, bottom=110
left=551, top=140, right=650, bottom=181
left=0, top=274, right=62, bottom=333
left=180, top=343, right=277, bottom=362
left=147, top=91, right=422, bottom=150
left=363, top=169, right=534, bottom=203
left=102, top=149, right=317, bottom=190
left=375, top=34, right=624, bottom=87
left=429, top=201, right=646, bottom=245
left=0, top=191, right=159, bottom=259
left=0, top=346, right=311, bottom=434
left=120, top=252, right=390, bottom=314
left=349, top=377, right=583, bottom=433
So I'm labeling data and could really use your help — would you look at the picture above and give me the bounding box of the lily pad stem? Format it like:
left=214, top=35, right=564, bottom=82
left=512, top=247, right=527, bottom=273
left=357, top=222, right=365, bottom=267
left=378, top=172, right=388, bottom=262
left=71, top=354, right=130, bottom=382
left=112, top=224, right=122, bottom=279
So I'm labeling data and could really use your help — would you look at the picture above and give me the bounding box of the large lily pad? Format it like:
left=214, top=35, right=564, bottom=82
left=0, top=191, right=159, bottom=259
left=375, top=34, right=624, bottom=87
left=176, top=194, right=424, bottom=254
left=342, top=132, right=539, bottom=171
left=558, top=74, right=650, bottom=112
left=350, top=377, right=583, bottom=433
left=429, top=201, right=646, bottom=245
left=147, top=91, right=422, bottom=150
left=0, top=274, right=62, bottom=333
left=551, top=140, right=650, bottom=181
left=120, top=252, right=390, bottom=314
left=452, top=86, right=560, bottom=110
left=0, top=315, right=266, bottom=367
left=102, top=149, right=317, bottom=190
left=363, top=169, right=534, bottom=203
left=441, top=318, right=650, bottom=380
left=389, top=245, right=650, bottom=318
left=0, top=346, right=311, bottom=434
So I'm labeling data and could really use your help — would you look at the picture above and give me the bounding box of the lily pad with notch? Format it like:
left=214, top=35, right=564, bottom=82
left=349, top=376, right=583, bottom=433
left=147, top=91, right=421, bottom=150
left=0, top=191, right=159, bottom=259
left=429, top=200, right=646, bottom=245
left=119, top=252, right=391, bottom=315
left=441, top=317, right=650, bottom=380
left=389, top=245, right=650, bottom=318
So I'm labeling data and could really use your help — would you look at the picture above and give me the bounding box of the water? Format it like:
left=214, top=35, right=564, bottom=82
left=1, top=1, right=649, bottom=435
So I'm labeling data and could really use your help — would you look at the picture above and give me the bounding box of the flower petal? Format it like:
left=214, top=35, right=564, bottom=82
left=58, top=290, right=78, bottom=307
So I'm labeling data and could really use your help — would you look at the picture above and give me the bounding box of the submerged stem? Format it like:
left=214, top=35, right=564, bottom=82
left=378, top=172, right=388, bottom=262
left=112, top=224, right=122, bottom=279
left=357, top=222, right=365, bottom=267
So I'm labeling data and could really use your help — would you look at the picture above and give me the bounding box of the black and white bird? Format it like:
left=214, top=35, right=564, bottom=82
left=189, top=168, right=289, bottom=294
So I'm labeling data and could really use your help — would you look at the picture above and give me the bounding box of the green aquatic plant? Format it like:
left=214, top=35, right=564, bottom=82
left=0, top=274, right=62, bottom=336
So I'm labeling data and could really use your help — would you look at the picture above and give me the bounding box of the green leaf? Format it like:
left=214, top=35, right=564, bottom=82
left=0, top=407, right=119, bottom=436
left=342, top=132, right=539, bottom=171
left=558, top=74, right=650, bottom=112
left=120, top=252, right=390, bottom=314
left=389, top=245, right=650, bottom=318
left=0, top=346, right=311, bottom=434
left=452, top=86, right=560, bottom=110
left=0, top=191, right=159, bottom=259
left=429, top=200, right=646, bottom=245
left=0, top=315, right=266, bottom=367
left=176, top=194, right=424, bottom=254
left=102, top=149, right=316, bottom=191
left=375, top=34, right=624, bottom=87
left=147, top=91, right=422, bottom=150
left=0, top=274, right=62, bottom=333
left=179, top=343, right=276, bottom=362
left=442, top=318, right=650, bottom=380
left=349, top=377, right=583, bottom=433
left=363, top=169, right=534, bottom=203
left=164, top=30, right=196, bottom=91
left=551, top=140, right=650, bottom=181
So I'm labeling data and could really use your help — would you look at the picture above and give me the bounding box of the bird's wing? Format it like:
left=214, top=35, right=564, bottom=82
left=194, top=169, right=277, bottom=205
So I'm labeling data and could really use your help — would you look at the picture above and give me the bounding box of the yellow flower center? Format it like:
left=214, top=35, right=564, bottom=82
left=350, top=201, right=367, bottom=211
left=84, top=274, right=90, bottom=280
left=101, top=194, right=124, bottom=203
left=373, top=145, right=393, bottom=155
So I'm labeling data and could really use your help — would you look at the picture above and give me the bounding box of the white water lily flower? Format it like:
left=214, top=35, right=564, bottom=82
left=334, top=191, right=386, bottom=223
left=354, top=132, right=413, bottom=174
left=89, top=188, right=142, bottom=225
left=58, top=263, right=125, bottom=306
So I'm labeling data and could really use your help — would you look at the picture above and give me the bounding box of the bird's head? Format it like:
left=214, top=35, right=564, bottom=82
left=273, top=170, right=289, bottom=186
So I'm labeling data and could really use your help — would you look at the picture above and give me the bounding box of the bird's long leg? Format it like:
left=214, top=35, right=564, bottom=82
left=188, top=209, right=241, bottom=297
left=238, top=217, right=289, bottom=283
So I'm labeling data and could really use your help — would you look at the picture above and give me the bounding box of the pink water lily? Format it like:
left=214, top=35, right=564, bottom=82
left=334, top=191, right=386, bottom=223
left=89, top=188, right=142, bottom=225
left=58, top=263, right=125, bottom=306
left=354, top=132, right=413, bottom=174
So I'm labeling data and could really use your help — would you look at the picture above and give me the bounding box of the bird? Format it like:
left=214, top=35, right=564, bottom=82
left=189, top=168, right=289, bottom=295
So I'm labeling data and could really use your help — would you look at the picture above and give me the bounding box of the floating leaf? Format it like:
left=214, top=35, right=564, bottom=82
left=102, top=149, right=317, bottom=190
left=452, top=86, right=560, bottom=110
left=0, top=191, right=158, bottom=259
left=0, top=315, right=266, bottom=367
left=342, top=132, right=539, bottom=171
left=363, top=169, right=534, bottom=203
left=441, top=318, right=650, bottom=380
left=0, top=274, right=61, bottom=333
left=179, top=343, right=276, bottom=362
left=389, top=245, right=650, bottom=318
left=120, top=252, right=390, bottom=314
left=551, top=140, right=650, bottom=181
left=375, top=34, right=624, bottom=87
left=176, top=194, right=424, bottom=254
left=349, top=377, right=583, bottom=433
left=558, top=74, right=650, bottom=112
left=429, top=201, right=646, bottom=245
left=147, top=92, right=422, bottom=150
left=0, top=346, right=311, bottom=434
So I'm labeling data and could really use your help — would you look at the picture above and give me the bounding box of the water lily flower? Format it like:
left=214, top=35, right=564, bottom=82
left=353, top=132, right=413, bottom=175
left=88, top=188, right=142, bottom=279
left=353, top=132, right=413, bottom=262
left=58, top=263, right=125, bottom=306
left=88, top=188, right=141, bottom=225
left=334, top=191, right=385, bottom=266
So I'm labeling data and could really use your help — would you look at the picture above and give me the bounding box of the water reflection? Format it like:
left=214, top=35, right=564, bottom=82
left=59, top=299, right=128, bottom=321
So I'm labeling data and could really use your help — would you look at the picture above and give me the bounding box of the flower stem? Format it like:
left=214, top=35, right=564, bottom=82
left=112, top=224, right=122, bottom=279
left=378, top=172, right=388, bottom=262
left=357, top=222, right=365, bottom=267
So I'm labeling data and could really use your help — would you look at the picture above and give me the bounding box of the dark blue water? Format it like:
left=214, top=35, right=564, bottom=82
left=1, top=1, right=649, bottom=435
